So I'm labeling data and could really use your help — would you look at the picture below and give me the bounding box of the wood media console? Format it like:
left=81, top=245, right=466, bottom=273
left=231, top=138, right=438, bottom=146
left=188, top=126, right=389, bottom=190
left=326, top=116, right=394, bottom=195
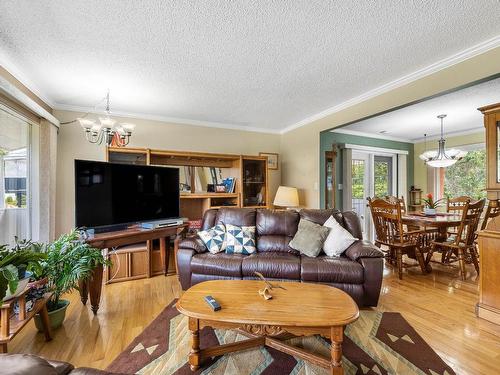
left=81, top=224, right=187, bottom=314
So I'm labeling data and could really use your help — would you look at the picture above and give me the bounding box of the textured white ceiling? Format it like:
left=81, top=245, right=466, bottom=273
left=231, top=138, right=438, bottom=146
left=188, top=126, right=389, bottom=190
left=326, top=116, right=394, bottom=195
left=340, top=77, right=500, bottom=142
left=0, top=1, right=499, bottom=132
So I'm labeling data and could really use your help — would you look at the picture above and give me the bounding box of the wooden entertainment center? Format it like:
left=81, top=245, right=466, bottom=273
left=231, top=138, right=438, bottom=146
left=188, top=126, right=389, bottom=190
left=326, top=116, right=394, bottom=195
left=86, top=147, right=270, bottom=291
left=106, top=147, right=270, bottom=220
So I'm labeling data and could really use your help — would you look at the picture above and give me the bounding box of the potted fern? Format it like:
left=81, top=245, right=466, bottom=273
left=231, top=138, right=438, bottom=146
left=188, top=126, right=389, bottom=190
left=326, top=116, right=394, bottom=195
left=34, top=229, right=110, bottom=330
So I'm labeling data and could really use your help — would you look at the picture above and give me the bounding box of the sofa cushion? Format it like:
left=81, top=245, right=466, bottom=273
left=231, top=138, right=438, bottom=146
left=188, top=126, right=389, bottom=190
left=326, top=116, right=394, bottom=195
left=0, top=354, right=61, bottom=375
left=289, top=219, right=329, bottom=257
left=191, top=253, right=245, bottom=277
left=256, top=209, right=299, bottom=254
left=342, top=211, right=364, bottom=239
left=197, top=224, right=226, bottom=254
left=299, top=208, right=342, bottom=225
left=200, top=209, right=219, bottom=231
left=216, top=208, right=256, bottom=227
left=242, top=253, right=301, bottom=279
left=225, top=224, right=257, bottom=254
left=301, top=255, right=364, bottom=284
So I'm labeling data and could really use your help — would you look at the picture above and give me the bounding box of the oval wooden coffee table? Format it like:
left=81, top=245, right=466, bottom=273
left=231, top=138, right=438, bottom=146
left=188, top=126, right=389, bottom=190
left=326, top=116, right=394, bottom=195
left=176, top=280, right=359, bottom=375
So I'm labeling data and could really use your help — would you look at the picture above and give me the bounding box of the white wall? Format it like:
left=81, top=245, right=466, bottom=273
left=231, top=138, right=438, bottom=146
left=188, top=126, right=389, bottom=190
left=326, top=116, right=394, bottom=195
left=55, top=110, right=281, bottom=235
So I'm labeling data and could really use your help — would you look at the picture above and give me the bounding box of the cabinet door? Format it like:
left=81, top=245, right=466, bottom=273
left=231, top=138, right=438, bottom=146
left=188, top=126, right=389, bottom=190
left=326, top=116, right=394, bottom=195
left=107, top=252, right=128, bottom=282
left=241, top=157, right=268, bottom=208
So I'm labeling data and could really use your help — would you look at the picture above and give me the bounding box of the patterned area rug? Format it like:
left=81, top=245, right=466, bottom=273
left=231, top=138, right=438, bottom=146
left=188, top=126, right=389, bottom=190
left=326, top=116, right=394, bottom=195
left=107, top=300, right=454, bottom=375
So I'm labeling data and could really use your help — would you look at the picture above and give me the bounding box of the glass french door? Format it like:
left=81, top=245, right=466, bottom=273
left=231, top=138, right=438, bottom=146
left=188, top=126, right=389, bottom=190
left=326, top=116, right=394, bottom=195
left=349, top=151, right=396, bottom=241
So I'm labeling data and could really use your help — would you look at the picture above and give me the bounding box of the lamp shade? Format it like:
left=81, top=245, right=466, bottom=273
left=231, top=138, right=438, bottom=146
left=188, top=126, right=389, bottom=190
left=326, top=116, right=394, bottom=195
left=273, top=186, right=299, bottom=207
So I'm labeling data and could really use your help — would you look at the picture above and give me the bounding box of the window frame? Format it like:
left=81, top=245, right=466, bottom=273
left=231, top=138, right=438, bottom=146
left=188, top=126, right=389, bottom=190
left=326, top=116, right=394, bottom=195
left=0, top=102, right=38, bottom=242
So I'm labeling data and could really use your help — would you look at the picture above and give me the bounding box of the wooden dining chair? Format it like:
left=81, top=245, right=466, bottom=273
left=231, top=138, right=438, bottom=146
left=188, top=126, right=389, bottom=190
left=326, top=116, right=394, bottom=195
left=480, top=199, right=500, bottom=231
left=426, top=198, right=485, bottom=280
left=368, top=197, right=427, bottom=279
left=385, top=195, right=407, bottom=213
left=446, top=196, right=473, bottom=236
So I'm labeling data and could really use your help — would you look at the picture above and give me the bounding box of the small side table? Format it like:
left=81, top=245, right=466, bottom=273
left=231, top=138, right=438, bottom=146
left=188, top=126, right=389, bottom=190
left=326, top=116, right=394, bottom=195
left=0, top=290, right=53, bottom=353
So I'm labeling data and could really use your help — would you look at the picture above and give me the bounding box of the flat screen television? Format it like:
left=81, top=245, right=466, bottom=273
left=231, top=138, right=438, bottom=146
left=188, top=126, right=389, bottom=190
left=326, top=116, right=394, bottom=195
left=75, top=159, right=180, bottom=229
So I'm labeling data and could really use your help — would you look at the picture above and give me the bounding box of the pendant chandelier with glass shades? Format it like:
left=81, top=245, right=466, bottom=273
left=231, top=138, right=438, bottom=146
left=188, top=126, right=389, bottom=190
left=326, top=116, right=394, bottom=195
left=418, top=114, right=467, bottom=168
left=77, top=90, right=135, bottom=147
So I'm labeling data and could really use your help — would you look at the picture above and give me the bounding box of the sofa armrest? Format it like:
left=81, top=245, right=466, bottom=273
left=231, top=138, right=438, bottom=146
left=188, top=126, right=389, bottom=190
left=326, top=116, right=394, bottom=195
left=344, top=240, right=384, bottom=261
left=176, top=248, right=195, bottom=290
left=179, top=236, right=207, bottom=253
left=359, top=257, right=383, bottom=306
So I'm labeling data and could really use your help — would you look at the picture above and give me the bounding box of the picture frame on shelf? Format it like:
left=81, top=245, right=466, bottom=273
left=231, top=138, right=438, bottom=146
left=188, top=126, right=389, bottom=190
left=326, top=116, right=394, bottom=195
left=259, top=152, right=279, bottom=170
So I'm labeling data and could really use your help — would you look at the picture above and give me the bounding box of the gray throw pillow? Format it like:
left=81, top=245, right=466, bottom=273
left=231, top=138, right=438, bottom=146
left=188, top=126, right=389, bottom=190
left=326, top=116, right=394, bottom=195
left=289, top=219, right=330, bottom=257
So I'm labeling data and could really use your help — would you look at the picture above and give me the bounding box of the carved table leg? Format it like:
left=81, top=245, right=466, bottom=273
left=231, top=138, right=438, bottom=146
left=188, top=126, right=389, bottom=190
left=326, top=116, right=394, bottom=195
left=0, top=343, right=7, bottom=353
left=330, top=326, right=344, bottom=375
left=189, top=317, right=201, bottom=371
left=89, top=264, right=104, bottom=315
left=78, top=278, right=89, bottom=305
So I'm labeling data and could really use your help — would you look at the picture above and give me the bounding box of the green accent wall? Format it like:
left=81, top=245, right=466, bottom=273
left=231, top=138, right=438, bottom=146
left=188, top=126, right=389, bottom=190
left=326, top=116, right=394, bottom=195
left=320, top=131, right=414, bottom=209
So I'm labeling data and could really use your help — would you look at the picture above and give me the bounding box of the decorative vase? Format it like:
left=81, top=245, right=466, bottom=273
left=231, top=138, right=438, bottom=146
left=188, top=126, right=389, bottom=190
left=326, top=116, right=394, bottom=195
left=34, top=299, right=70, bottom=331
left=424, top=207, right=436, bottom=216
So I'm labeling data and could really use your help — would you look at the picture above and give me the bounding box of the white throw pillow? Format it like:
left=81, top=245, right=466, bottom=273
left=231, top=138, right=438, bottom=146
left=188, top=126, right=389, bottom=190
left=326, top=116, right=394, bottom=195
left=322, top=216, right=358, bottom=257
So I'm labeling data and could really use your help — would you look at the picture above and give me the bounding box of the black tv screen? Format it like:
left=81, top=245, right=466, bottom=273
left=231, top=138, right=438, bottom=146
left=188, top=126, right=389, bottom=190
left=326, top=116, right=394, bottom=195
left=75, top=160, right=180, bottom=228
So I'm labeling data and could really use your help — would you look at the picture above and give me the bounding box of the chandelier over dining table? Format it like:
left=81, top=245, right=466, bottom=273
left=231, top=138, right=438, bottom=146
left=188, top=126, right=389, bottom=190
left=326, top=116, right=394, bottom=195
left=78, top=90, right=135, bottom=147
left=418, top=114, right=467, bottom=168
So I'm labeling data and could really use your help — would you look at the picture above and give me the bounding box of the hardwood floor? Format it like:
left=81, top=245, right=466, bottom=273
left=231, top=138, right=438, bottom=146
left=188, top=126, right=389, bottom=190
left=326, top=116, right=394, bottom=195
left=8, top=261, right=500, bottom=374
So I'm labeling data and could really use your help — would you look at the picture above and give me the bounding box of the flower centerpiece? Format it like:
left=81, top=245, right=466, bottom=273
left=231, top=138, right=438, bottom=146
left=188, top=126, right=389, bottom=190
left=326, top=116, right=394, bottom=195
left=422, top=193, right=445, bottom=216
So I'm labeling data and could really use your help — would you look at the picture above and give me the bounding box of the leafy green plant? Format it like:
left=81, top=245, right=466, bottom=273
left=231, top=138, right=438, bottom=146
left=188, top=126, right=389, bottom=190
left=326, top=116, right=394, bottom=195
left=422, top=193, right=446, bottom=209
left=0, top=239, right=46, bottom=301
left=41, top=229, right=110, bottom=311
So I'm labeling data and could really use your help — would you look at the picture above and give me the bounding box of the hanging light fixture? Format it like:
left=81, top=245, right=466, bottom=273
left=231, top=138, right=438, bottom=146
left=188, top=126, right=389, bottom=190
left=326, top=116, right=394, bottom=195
left=418, top=114, right=467, bottom=168
left=78, top=90, right=135, bottom=147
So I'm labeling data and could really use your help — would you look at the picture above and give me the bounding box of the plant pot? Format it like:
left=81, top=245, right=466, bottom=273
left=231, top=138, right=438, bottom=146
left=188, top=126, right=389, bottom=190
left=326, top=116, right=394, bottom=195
left=424, top=207, right=436, bottom=216
left=34, top=299, right=70, bottom=331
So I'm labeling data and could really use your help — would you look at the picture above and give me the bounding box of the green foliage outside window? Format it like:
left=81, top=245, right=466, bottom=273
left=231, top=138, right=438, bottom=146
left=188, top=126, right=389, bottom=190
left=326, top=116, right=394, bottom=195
left=374, top=161, right=389, bottom=197
left=443, top=149, right=486, bottom=200
left=352, top=161, right=365, bottom=198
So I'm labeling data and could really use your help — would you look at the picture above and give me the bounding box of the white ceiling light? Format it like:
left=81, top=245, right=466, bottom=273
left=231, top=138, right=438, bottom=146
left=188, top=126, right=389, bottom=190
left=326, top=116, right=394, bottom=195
left=419, top=114, right=467, bottom=168
left=77, top=90, right=135, bottom=147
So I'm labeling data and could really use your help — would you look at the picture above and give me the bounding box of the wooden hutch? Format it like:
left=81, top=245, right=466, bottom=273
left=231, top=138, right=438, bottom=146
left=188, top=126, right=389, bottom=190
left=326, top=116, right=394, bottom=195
left=101, top=147, right=269, bottom=284
left=106, top=147, right=269, bottom=219
left=476, top=102, right=500, bottom=325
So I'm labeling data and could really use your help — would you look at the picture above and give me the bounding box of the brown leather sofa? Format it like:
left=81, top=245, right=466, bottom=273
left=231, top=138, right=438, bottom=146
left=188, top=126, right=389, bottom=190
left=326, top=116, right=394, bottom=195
left=0, top=353, right=120, bottom=375
left=177, top=208, right=384, bottom=307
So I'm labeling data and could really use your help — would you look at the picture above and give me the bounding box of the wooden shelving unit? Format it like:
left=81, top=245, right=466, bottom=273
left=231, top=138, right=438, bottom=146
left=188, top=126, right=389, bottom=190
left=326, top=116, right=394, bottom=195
left=107, top=147, right=269, bottom=220
left=408, top=188, right=424, bottom=212
left=1, top=290, right=53, bottom=353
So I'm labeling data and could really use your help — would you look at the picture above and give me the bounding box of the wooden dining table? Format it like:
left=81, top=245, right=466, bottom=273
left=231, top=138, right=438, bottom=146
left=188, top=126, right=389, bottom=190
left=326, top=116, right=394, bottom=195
left=402, top=211, right=463, bottom=241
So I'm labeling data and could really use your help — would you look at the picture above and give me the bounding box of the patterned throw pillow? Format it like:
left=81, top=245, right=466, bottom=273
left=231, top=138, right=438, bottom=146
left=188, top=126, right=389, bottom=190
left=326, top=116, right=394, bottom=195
left=225, top=224, right=256, bottom=255
left=197, top=224, right=226, bottom=254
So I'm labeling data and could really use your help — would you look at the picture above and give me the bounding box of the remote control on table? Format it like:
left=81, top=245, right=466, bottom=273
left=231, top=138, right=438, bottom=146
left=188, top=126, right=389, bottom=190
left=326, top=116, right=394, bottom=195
left=204, top=295, right=221, bottom=311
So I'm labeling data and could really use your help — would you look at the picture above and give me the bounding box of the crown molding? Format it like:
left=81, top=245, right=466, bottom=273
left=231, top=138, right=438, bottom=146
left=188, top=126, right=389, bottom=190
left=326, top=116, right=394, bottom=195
left=53, top=103, right=281, bottom=134
left=0, top=52, right=55, bottom=108
left=0, top=75, right=59, bottom=126
left=330, top=128, right=413, bottom=143
left=281, top=35, right=500, bottom=134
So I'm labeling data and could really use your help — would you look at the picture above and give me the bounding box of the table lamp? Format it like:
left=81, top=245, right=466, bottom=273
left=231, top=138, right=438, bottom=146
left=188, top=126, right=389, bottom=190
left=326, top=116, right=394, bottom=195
left=273, top=186, right=299, bottom=209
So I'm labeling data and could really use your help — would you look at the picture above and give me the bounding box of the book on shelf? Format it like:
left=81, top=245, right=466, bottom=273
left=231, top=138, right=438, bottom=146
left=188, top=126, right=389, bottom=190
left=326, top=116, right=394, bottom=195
left=222, top=177, right=236, bottom=193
